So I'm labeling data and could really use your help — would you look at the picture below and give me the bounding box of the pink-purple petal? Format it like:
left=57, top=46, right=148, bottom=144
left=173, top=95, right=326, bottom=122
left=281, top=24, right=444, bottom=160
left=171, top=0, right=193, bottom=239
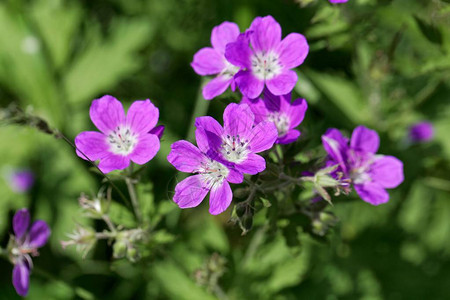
left=149, top=125, right=165, bottom=139
left=224, top=34, right=252, bottom=69
left=167, top=140, right=205, bottom=173
left=174, top=175, right=209, bottom=209
left=203, top=76, right=232, bottom=100
left=126, top=100, right=159, bottom=134
left=236, top=153, right=266, bottom=175
left=98, top=154, right=130, bottom=173
left=350, top=126, right=380, bottom=154
left=266, top=70, right=298, bottom=96
left=211, top=21, right=240, bottom=54
left=29, top=220, right=50, bottom=248
left=248, top=121, right=278, bottom=153
left=242, top=96, right=268, bottom=124
left=129, top=134, right=160, bottom=165
left=191, top=47, right=225, bottom=75
left=223, top=103, right=255, bottom=137
left=226, top=168, right=244, bottom=184
left=277, top=129, right=300, bottom=144
left=249, top=16, right=282, bottom=52
left=13, top=208, right=30, bottom=240
left=194, top=127, right=222, bottom=158
left=89, top=95, right=125, bottom=134
left=354, top=182, right=389, bottom=206
left=12, top=262, right=30, bottom=297
left=234, top=70, right=265, bottom=100
left=209, top=181, right=232, bottom=215
left=322, top=128, right=349, bottom=173
left=276, top=33, right=309, bottom=69
left=288, top=98, right=308, bottom=128
left=75, top=131, right=110, bottom=161
left=370, top=156, right=404, bottom=189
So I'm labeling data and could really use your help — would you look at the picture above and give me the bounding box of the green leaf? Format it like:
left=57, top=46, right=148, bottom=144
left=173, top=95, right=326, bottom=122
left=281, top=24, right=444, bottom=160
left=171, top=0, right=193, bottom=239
left=108, top=202, right=137, bottom=228
left=414, top=16, right=443, bottom=45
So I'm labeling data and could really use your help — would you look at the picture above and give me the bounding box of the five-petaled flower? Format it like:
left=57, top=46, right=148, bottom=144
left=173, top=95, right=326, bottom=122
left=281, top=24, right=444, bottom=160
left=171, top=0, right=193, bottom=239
left=195, top=103, right=278, bottom=175
left=9, top=208, right=50, bottom=296
left=242, top=90, right=308, bottom=144
left=322, top=126, right=404, bottom=205
left=225, top=15, right=309, bottom=99
left=167, top=140, right=244, bottom=215
left=191, top=21, right=241, bottom=100
left=75, top=95, right=162, bottom=173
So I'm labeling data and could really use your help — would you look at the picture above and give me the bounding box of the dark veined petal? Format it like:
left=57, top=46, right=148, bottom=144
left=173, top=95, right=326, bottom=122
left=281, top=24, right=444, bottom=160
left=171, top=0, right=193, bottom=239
left=89, top=95, right=125, bottom=134
left=209, top=181, right=232, bottom=215
left=126, top=100, right=159, bottom=134
left=174, top=175, right=209, bottom=209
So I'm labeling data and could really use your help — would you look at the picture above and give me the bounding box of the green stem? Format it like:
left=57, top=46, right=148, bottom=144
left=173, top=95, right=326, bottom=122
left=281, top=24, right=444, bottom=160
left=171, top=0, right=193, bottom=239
left=102, top=215, right=117, bottom=233
left=186, top=78, right=210, bottom=141
left=125, top=169, right=142, bottom=224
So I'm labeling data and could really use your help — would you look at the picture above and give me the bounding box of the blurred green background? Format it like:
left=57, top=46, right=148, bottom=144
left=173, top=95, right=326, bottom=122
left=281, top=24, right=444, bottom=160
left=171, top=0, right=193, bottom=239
left=1, top=0, right=450, bottom=299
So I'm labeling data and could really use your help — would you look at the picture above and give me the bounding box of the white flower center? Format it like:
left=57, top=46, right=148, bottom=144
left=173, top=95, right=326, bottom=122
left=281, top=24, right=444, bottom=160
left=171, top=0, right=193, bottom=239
left=267, top=112, right=290, bottom=137
left=198, top=159, right=229, bottom=188
left=221, top=61, right=240, bottom=79
left=251, top=51, right=282, bottom=80
left=221, top=134, right=251, bottom=163
left=107, top=126, right=138, bottom=155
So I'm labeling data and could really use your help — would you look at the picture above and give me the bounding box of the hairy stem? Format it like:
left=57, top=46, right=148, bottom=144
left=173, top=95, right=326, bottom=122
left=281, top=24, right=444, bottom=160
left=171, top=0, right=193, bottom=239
left=102, top=215, right=117, bottom=233
left=125, top=169, right=142, bottom=224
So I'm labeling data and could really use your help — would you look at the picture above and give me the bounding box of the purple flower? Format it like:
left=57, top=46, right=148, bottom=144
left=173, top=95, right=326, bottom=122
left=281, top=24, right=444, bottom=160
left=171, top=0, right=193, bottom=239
left=322, top=126, right=404, bottom=205
left=225, top=15, right=309, bottom=99
left=7, top=170, right=34, bottom=193
left=409, top=121, right=434, bottom=143
left=195, top=103, right=278, bottom=175
left=329, top=0, right=348, bottom=3
left=75, top=95, right=161, bottom=173
left=10, top=208, right=50, bottom=296
left=242, top=90, right=308, bottom=144
left=167, top=140, right=243, bottom=215
left=191, top=21, right=241, bottom=100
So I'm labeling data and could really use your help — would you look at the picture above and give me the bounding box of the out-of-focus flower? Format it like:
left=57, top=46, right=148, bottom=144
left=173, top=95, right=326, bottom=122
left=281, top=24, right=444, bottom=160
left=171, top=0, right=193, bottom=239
left=75, top=95, right=162, bottom=173
left=225, top=15, right=309, bottom=99
left=7, top=169, right=34, bottom=193
left=195, top=103, right=278, bottom=175
left=242, top=90, right=308, bottom=144
left=322, top=126, right=404, bottom=205
left=61, top=224, right=97, bottom=259
left=408, top=121, right=434, bottom=143
left=191, top=21, right=241, bottom=100
left=8, top=208, right=50, bottom=296
left=329, top=0, right=348, bottom=3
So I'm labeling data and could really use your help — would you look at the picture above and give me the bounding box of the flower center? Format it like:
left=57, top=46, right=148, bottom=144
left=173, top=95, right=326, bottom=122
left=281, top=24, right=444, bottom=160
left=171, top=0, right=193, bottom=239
left=198, top=159, right=229, bottom=188
left=251, top=51, right=282, bottom=80
left=267, top=112, right=290, bottom=137
left=221, top=61, right=240, bottom=79
left=107, top=126, right=138, bottom=155
left=348, top=150, right=373, bottom=184
left=221, top=134, right=251, bottom=164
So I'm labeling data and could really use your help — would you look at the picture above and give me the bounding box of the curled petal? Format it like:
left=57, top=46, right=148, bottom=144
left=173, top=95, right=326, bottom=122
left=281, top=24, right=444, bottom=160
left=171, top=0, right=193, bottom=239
left=75, top=131, right=110, bottom=162
left=130, top=134, right=160, bottom=165
left=223, top=103, right=255, bottom=137
left=203, top=76, right=232, bottom=100
left=126, top=100, right=159, bottom=134
left=209, top=181, right=232, bottom=215
left=276, top=33, right=309, bottom=69
left=174, top=175, right=209, bottom=209
left=167, top=140, right=205, bottom=173
left=350, top=126, right=380, bottom=154
left=354, top=182, right=389, bottom=206
left=89, top=95, right=125, bottom=134
left=321, top=128, right=349, bottom=170
left=149, top=125, right=165, bottom=139
left=13, top=209, right=30, bottom=240
left=225, top=34, right=252, bottom=69
left=191, top=48, right=224, bottom=76
left=211, top=21, right=240, bottom=54
left=370, top=156, right=404, bottom=189
left=13, top=262, right=30, bottom=297
left=29, top=220, right=50, bottom=248
left=249, top=15, right=281, bottom=52
left=195, top=117, right=223, bottom=155
left=266, top=70, right=298, bottom=96
left=98, top=154, right=130, bottom=174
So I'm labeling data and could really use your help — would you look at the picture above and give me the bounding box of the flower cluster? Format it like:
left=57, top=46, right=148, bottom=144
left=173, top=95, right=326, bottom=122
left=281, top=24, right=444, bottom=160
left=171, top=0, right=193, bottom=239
left=192, top=15, right=309, bottom=100
left=168, top=103, right=277, bottom=214
left=7, top=209, right=50, bottom=296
